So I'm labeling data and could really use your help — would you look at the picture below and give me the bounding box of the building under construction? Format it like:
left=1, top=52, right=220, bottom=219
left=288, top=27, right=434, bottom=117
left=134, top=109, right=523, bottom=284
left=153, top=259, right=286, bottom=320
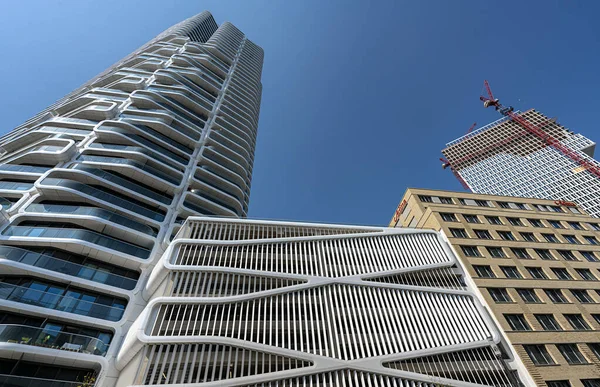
left=442, top=82, right=600, bottom=218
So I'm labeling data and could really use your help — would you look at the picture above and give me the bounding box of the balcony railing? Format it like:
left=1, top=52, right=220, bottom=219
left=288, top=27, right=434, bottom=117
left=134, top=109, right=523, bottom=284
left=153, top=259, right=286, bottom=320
left=78, top=155, right=180, bottom=185
left=0, top=374, right=94, bottom=387
left=0, top=324, right=108, bottom=356
left=0, top=165, right=51, bottom=174
left=0, top=282, right=125, bottom=321
left=71, top=165, right=172, bottom=205
left=0, top=246, right=137, bottom=290
left=0, top=181, right=33, bottom=191
left=40, top=177, right=165, bottom=222
left=2, top=226, right=150, bottom=259
left=25, top=203, right=157, bottom=237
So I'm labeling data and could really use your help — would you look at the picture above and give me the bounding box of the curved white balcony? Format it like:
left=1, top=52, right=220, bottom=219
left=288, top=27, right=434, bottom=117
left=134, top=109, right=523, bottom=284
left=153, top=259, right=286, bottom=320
left=94, top=122, right=190, bottom=166
left=87, top=142, right=185, bottom=173
left=0, top=282, right=125, bottom=322
left=2, top=225, right=151, bottom=260
left=76, top=154, right=181, bottom=192
left=0, top=245, right=138, bottom=290
left=194, top=167, right=245, bottom=203
left=37, top=176, right=166, bottom=223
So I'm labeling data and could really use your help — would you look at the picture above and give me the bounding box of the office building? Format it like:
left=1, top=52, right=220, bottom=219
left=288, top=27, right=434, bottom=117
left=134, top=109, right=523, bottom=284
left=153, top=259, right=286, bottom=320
left=442, top=110, right=600, bottom=217
left=391, top=188, right=600, bottom=387
left=115, top=217, right=525, bottom=386
left=0, top=11, right=262, bottom=386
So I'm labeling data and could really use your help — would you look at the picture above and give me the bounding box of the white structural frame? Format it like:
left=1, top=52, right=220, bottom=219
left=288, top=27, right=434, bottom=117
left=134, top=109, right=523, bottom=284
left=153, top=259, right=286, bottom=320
left=116, top=217, right=523, bottom=387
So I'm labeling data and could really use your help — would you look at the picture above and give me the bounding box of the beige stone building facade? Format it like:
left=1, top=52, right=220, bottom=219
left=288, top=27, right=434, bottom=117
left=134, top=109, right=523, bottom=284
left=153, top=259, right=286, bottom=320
left=390, top=188, right=600, bottom=387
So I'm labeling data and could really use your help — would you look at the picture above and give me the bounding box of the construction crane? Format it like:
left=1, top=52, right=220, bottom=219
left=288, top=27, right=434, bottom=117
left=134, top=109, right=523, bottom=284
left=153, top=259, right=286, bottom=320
left=440, top=156, right=470, bottom=189
left=479, top=80, right=600, bottom=181
left=467, top=122, right=477, bottom=134
left=466, top=122, right=477, bottom=134
left=441, top=81, right=600, bottom=190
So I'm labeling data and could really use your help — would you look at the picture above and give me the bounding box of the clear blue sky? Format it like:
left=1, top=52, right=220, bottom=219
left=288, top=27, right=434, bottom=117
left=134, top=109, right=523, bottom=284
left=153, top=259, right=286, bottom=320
left=1, top=1, right=599, bottom=226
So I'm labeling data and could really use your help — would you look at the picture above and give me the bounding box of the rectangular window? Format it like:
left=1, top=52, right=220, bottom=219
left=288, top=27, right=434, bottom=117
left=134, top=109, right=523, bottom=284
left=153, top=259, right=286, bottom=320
left=440, top=213, right=458, bottom=222
left=571, top=289, right=594, bottom=303
left=535, top=249, right=555, bottom=260
left=473, top=265, right=495, bottom=278
left=460, top=245, right=480, bottom=257
left=556, top=344, right=588, bottom=365
left=475, top=199, right=490, bottom=207
left=549, top=220, right=564, bottom=229
left=489, top=288, right=512, bottom=303
left=418, top=195, right=433, bottom=203
left=535, top=314, right=561, bottom=331
left=552, top=268, right=573, bottom=280
left=497, top=201, right=510, bottom=209
left=584, top=235, right=599, bottom=245
left=474, top=229, right=492, bottom=239
left=544, top=289, right=568, bottom=303
left=529, top=219, right=544, bottom=227
left=498, top=231, right=516, bottom=241
left=501, top=266, right=522, bottom=279
left=588, top=223, right=600, bottom=231
left=515, top=203, right=528, bottom=210
left=557, top=250, right=578, bottom=261
left=439, top=197, right=453, bottom=204
left=512, top=248, right=531, bottom=259
left=564, top=235, right=580, bottom=244
left=449, top=228, right=468, bottom=238
left=592, top=314, right=600, bottom=325
left=543, top=233, right=559, bottom=243
left=524, top=344, right=554, bottom=365
left=463, top=214, right=481, bottom=224
left=546, top=382, right=571, bottom=387
left=565, top=314, right=590, bottom=330
left=581, top=251, right=599, bottom=262
left=486, top=216, right=503, bottom=225
left=536, top=204, right=550, bottom=212
left=507, top=217, right=524, bottom=226
left=589, top=344, right=600, bottom=360
left=582, top=380, right=600, bottom=387
left=568, top=221, right=584, bottom=230
left=517, top=288, right=540, bottom=303
left=550, top=206, right=564, bottom=213
left=527, top=267, right=548, bottom=279
left=520, top=232, right=537, bottom=242
left=505, top=314, right=531, bottom=331
left=487, top=247, right=506, bottom=258
left=576, top=268, right=597, bottom=281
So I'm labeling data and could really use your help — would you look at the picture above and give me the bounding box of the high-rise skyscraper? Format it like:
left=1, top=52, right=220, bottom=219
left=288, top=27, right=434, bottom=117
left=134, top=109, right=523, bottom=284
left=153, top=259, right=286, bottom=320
left=116, top=217, right=526, bottom=387
left=0, top=11, right=262, bottom=387
left=442, top=109, right=600, bottom=217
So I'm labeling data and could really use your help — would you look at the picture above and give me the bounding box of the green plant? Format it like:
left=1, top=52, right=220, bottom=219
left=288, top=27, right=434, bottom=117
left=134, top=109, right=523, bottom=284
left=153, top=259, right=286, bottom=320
left=76, top=372, right=97, bottom=387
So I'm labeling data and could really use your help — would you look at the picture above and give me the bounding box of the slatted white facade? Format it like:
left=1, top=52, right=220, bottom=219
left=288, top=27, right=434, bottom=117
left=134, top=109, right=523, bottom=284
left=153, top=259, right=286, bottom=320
left=117, top=218, right=522, bottom=387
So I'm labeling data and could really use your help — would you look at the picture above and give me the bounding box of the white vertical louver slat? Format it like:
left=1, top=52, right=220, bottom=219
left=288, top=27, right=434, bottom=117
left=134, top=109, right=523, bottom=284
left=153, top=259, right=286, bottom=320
left=121, top=217, right=523, bottom=386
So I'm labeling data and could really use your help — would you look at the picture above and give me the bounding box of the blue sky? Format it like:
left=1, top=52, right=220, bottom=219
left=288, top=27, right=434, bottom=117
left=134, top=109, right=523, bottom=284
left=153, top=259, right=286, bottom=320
left=1, top=1, right=599, bottom=226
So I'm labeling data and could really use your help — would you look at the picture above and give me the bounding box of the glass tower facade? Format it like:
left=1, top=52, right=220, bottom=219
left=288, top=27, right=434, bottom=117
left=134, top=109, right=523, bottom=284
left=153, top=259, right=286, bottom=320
left=0, top=11, right=262, bottom=387
left=443, top=110, right=600, bottom=217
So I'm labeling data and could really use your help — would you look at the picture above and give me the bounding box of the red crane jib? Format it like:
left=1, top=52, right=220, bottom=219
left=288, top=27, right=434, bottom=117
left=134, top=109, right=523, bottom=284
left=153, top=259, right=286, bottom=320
left=445, top=80, right=600, bottom=188
left=506, top=111, right=600, bottom=180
